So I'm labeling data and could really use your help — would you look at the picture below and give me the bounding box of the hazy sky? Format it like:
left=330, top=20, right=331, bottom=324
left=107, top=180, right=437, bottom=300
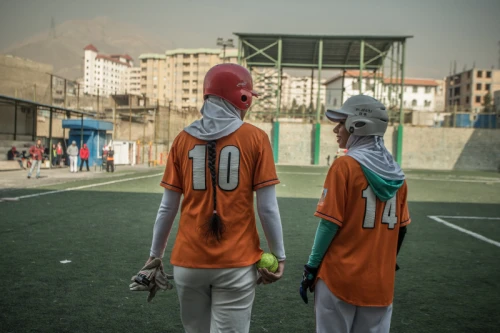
left=0, top=0, right=499, bottom=79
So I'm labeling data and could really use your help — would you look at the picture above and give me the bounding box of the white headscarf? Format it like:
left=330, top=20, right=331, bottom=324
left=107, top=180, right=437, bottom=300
left=184, top=96, right=243, bottom=141
left=346, top=135, right=405, bottom=181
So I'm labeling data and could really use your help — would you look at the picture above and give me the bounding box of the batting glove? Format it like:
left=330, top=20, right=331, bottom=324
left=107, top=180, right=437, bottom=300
left=129, top=258, right=174, bottom=302
left=300, top=264, right=318, bottom=304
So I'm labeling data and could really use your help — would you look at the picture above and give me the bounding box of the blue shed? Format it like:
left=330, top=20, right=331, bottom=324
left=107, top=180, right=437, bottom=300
left=62, top=119, right=113, bottom=167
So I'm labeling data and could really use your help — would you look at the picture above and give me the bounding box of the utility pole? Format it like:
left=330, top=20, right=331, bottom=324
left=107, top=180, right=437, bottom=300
left=77, top=84, right=80, bottom=109
left=217, top=38, right=234, bottom=63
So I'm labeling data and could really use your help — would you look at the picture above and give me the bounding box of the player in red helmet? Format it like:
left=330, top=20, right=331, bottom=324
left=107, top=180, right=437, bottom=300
left=131, top=63, right=286, bottom=332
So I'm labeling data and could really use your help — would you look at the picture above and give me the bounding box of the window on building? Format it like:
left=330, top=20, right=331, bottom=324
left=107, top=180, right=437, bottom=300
left=485, top=84, right=490, bottom=91
left=466, top=96, right=470, bottom=104
left=153, top=85, right=157, bottom=89
left=477, top=70, right=482, bottom=78
left=486, top=71, right=492, bottom=78
left=425, top=87, right=432, bottom=93
left=411, top=99, right=417, bottom=107
left=424, top=100, right=431, bottom=107
left=475, top=96, right=481, bottom=103
left=467, top=71, right=471, bottom=79
left=192, top=89, right=198, bottom=94
left=467, top=84, right=470, bottom=91
left=183, top=71, right=190, bottom=76
left=412, top=86, right=418, bottom=93
left=333, top=98, right=338, bottom=106
left=183, top=89, right=189, bottom=94
left=476, top=83, right=482, bottom=90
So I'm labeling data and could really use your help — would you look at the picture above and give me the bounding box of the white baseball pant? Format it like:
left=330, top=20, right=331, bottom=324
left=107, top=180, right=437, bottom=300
left=315, top=279, right=393, bottom=333
left=173, top=264, right=257, bottom=333
left=69, top=156, right=78, bottom=172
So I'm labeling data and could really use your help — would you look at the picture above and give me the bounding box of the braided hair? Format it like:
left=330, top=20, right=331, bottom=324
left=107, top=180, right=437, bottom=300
left=202, top=140, right=226, bottom=243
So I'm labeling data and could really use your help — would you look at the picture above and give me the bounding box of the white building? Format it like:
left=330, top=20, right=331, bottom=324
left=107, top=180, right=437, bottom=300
left=251, top=69, right=326, bottom=112
left=83, top=44, right=136, bottom=96
left=284, top=75, right=326, bottom=110
left=324, top=71, right=445, bottom=126
left=324, top=70, right=382, bottom=107
left=381, top=78, right=441, bottom=111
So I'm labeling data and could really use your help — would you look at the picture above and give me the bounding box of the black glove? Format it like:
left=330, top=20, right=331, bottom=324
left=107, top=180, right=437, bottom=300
left=299, top=264, right=318, bottom=304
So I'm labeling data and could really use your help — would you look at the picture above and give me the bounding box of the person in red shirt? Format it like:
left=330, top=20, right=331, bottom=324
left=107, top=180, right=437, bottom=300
left=79, top=143, right=90, bottom=171
left=27, top=139, right=44, bottom=179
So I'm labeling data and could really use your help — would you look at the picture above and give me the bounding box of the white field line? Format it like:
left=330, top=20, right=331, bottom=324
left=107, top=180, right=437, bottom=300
left=0, top=173, right=163, bottom=201
left=428, top=215, right=500, bottom=248
left=434, top=216, right=500, bottom=220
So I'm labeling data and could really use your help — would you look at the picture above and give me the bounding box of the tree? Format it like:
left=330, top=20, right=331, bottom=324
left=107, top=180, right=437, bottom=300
left=291, top=98, right=298, bottom=111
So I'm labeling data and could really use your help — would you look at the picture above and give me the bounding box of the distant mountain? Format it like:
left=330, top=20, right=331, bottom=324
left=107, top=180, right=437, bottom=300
left=1, top=16, right=169, bottom=80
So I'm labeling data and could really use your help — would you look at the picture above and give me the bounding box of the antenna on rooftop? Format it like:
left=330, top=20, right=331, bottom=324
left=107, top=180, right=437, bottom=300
left=49, top=17, right=56, bottom=39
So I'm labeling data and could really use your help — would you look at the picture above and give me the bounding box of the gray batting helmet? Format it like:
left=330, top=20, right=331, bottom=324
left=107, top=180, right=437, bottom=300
left=325, top=95, right=389, bottom=136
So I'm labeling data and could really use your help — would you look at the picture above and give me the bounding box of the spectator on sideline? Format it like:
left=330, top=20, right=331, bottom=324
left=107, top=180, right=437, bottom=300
left=106, top=146, right=115, bottom=173
left=79, top=143, right=90, bottom=172
left=27, top=139, right=44, bottom=179
left=67, top=141, right=79, bottom=173
left=7, top=146, right=25, bottom=169
left=51, top=144, right=58, bottom=166
left=56, top=142, right=63, bottom=167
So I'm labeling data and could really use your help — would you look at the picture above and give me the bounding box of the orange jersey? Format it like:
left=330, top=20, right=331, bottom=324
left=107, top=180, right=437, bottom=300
left=161, top=123, right=280, bottom=268
left=314, top=156, right=410, bottom=307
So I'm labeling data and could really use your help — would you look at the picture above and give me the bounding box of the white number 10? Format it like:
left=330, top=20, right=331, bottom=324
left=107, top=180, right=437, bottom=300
left=362, top=186, right=397, bottom=229
left=188, top=145, right=240, bottom=191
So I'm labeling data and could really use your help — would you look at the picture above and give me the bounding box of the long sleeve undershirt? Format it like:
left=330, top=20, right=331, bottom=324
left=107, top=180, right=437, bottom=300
left=307, top=219, right=339, bottom=268
left=306, top=220, right=408, bottom=269
left=149, top=186, right=286, bottom=261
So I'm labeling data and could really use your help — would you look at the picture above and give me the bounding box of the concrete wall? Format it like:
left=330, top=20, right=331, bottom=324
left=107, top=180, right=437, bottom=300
left=402, top=127, right=500, bottom=171
left=244, top=122, right=500, bottom=171
left=278, top=123, right=314, bottom=165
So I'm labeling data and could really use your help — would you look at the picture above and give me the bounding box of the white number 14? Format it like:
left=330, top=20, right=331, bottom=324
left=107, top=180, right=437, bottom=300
left=362, top=187, right=397, bottom=229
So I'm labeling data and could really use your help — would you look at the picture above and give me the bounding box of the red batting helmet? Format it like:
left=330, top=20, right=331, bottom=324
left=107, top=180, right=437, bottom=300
left=203, top=63, right=259, bottom=111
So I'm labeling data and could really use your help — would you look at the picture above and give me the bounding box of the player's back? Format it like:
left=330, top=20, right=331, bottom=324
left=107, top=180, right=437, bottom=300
left=315, top=156, right=410, bottom=307
left=161, top=123, right=279, bottom=268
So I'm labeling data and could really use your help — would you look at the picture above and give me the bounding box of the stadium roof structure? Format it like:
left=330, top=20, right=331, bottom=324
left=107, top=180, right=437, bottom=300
left=234, top=33, right=412, bottom=70
left=233, top=33, right=413, bottom=164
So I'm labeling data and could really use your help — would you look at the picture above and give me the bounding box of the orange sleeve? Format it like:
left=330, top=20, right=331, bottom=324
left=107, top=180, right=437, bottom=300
left=314, top=160, right=347, bottom=227
left=160, top=139, right=183, bottom=193
left=400, top=181, right=411, bottom=227
left=253, top=133, right=280, bottom=191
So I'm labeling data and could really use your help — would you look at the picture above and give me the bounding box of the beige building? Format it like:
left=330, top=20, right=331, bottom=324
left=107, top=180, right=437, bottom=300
left=445, top=68, right=500, bottom=112
left=139, top=48, right=237, bottom=110
left=123, top=67, right=141, bottom=96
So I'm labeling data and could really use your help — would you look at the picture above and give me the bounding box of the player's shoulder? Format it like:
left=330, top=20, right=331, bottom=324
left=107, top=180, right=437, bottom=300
left=239, top=122, right=269, bottom=138
left=331, top=155, right=359, bottom=169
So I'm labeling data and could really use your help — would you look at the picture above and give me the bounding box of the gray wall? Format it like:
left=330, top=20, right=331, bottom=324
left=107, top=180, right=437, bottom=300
left=247, top=121, right=500, bottom=171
